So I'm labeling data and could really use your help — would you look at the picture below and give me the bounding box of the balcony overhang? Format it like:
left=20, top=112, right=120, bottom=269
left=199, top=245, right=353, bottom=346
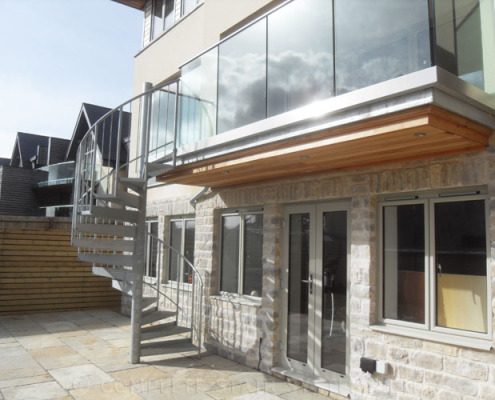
left=156, top=68, right=494, bottom=188
left=112, top=0, right=145, bottom=11
left=157, top=105, right=491, bottom=188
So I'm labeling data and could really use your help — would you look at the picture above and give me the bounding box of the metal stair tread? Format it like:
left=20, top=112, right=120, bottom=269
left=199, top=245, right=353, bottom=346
left=73, top=238, right=135, bottom=253
left=75, top=223, right=136, bottom=237
left=79, top=252, right=136, bottom=267
left=141, top=310, right=176, bottom=326
left=141, top=325, right=191, bottom=342
left=147, top=163, right=173, bottom=178
left=86, top=206, right=140, bottom=224
left=94, top=191, right=141, bottom=209
left=92, top=265, right=134, bottom=281
left=119, top=177, right=146, bottom=190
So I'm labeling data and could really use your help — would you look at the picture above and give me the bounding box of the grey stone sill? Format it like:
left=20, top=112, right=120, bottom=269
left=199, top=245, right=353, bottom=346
left=370, top=324, right=493, bottom=351
left=209, top=293, right=262, bottom=307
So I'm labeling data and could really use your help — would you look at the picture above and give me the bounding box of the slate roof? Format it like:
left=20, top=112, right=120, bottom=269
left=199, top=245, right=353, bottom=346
left=10, top=133, right=70, bottom=168
left=0, top=158, right=10, bottom=167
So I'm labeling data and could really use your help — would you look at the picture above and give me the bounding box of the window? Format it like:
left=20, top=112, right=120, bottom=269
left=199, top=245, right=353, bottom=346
left=381, top=192, right=489, bottom=338
left=145, top=219, right=159, bottom=278
left=220, top=212, right=263, bottom=297
left=152, top=0, right=164, bottom=40
left=151, top=0, right=201, bottom=41
left=181, top=0, right=199, bottom=16
left=169, top=217, right=195, bottom=283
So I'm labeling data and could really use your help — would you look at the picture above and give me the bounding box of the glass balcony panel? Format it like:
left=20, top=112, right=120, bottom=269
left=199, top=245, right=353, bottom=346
left=37, top=161, right=75, bottom=187
left=217, top=19, right=267, bottom=134
left=149, top=84, right=176, bottom=162
left=335, top=0, right=431, bottom=95
left=179, top=48, right=218, bottom=146
left=433, top=0, right=493, bottom=92
left=267, top=0, right=334, bottom=117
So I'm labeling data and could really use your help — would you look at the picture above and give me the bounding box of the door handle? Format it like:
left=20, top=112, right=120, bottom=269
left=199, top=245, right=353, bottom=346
left=302, top=274, right=313, bottom=294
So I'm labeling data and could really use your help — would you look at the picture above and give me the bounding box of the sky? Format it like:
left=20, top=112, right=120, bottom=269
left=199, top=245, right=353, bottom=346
left=0, top=0, right=143, bottom=159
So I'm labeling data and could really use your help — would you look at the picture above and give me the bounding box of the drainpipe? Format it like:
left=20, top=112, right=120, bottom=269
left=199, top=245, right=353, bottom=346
left=190, top=186, right=210, bottom=208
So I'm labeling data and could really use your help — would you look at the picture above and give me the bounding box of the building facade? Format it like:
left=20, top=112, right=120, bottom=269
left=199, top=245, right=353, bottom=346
left=109, top=0, right=495, bottom=398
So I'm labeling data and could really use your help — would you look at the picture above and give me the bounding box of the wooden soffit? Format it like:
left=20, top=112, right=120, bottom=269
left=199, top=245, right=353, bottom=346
left=157, top=106, right=492, bottom=188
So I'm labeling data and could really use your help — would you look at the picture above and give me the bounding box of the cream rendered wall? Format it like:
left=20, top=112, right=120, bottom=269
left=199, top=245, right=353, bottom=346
left=133, top=0, right=275, bottom=208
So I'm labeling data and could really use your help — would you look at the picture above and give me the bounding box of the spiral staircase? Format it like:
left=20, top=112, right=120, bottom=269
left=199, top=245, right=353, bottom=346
left=71, top=81, right=203, bottom=363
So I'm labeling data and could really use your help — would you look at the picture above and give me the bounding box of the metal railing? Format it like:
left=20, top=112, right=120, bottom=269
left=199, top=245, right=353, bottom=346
left=146, top=232, right=204, bottom=357
left=71, top=80, right=180, bottom=240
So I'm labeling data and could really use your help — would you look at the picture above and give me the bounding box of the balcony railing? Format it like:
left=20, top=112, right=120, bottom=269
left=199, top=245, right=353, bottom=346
left=169, top=0, right=494, bottom=148
left=36, top=161, right=75, bottom=188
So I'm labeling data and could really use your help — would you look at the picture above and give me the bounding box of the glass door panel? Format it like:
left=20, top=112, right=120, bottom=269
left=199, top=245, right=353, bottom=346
left=319, top=210, right=347, bottom=375
left=287, top=213, right=311, bottom=364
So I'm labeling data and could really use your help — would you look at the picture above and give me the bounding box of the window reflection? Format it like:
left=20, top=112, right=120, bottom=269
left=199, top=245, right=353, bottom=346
left=435, top=200, right=487, bottom=333
left=335, top=0, right=431, bottom=94
left=383, top=204, right=425, bottom=324
left=267, top=0, right=333, bottom=117
left=217, top=20, right=267, bottom=133
left=149, top=85, right=176, bottom=162
left=179, top=49, right=218, bottom=146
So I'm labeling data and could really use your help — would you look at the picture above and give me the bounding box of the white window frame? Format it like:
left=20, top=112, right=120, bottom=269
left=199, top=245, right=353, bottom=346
left=377, top=189, right=492, bottom=345
left=145, top=218, right=159, bottom=279
left=168, top=216, right=195, bottom=285
left=219, top=210, right=263, bottom=298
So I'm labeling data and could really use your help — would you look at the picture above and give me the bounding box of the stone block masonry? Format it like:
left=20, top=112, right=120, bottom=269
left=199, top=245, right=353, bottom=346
left=149, top=148, right=495, bottom=399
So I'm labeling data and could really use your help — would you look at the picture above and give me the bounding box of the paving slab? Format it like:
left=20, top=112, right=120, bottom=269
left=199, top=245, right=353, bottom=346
left=17, top=334, right=65, bottom=350
left=280, top=389, right=331, bottom=400
left=111, top=366, right=171, bottom=387
left=1, top=381, right=69, bottom=400
left=234, top=393, right=282, bottom=400
left=30, top=346, right=89, bottom=370
left=70, top=382, right=142, bottom=400
left=49, top=364, right=114, bottom=390
left=0, top=310, right=331, bottom=400
left=206, top=383, right=260, bottom=400
left=0, top=373, right=52, bottom=390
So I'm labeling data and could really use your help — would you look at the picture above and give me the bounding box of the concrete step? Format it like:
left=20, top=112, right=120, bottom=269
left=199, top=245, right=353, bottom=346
left=79, top=252, right=136, bottom=267
left=73, top=238, right=135, bottom=253
left=82, top=207, right=140, bottom=224
left=75, top=223, right=136, bottom=237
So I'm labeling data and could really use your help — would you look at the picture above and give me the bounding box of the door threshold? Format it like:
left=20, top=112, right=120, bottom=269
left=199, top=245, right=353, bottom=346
left=271, top=366, right=350, bottom=399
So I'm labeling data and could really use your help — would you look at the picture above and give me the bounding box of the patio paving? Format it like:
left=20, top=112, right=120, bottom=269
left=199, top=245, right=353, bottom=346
left=0, top=310, right=331, bottom=400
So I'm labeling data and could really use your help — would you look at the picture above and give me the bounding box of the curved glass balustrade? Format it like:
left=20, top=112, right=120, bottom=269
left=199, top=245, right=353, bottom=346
left=176, top=0, right=494, bottom=146
left=36, top=161, right=75, bottom=187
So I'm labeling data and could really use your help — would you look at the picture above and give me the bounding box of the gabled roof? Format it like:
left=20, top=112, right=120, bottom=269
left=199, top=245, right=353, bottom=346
left=10, top=132, right=70, bottom=168
left=65, top=103, right=131, bottom=165
left=65, top=103, right=112, bottom=161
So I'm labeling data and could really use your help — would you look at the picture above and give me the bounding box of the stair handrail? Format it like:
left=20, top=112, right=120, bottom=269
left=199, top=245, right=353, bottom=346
left=146, top=232, right=203, bottom=358
left=72, top=79, right=180, bottom=231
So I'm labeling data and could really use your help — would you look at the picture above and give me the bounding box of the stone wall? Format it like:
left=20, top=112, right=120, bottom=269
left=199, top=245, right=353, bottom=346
left=150, top=148, right=495, bottom=399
